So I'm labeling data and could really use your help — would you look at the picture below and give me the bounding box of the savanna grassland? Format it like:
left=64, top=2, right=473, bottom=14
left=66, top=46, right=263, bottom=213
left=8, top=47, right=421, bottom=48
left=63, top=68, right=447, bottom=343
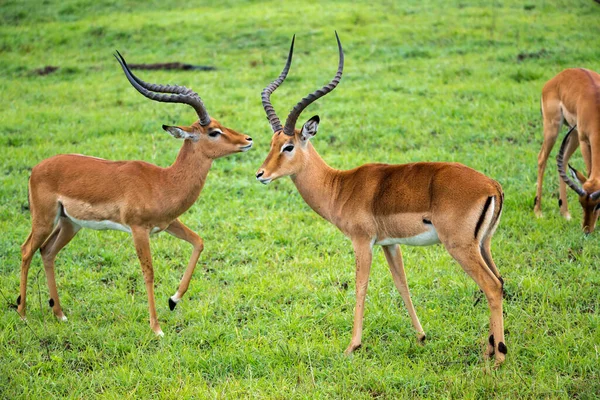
left=1, top=0, right=599, bottom=398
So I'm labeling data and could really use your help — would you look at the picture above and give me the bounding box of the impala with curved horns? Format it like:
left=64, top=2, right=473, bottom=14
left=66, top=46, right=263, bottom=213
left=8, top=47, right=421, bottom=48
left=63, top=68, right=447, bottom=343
left=16, top=51, right=253, bottom=336
left=256, top=33, right=507, bottom=367
left=556, top=126, right=600, bottom=234
left=534, top=68, right=600, bottom=234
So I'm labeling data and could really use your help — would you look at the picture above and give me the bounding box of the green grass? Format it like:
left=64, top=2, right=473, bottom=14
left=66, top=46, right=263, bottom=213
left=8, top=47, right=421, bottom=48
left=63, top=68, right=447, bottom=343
left=1, top=0, right=600, bottom=398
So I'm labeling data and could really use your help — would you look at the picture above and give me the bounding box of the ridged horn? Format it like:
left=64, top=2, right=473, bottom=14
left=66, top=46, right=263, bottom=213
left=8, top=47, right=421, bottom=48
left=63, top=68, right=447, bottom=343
left=114, top=51, right=211, bottom=126
left=282, top=31, right=344, bottom=136
left=557, top=125, right=586, bottom=197
left=261, top=35, right=295, bottom=133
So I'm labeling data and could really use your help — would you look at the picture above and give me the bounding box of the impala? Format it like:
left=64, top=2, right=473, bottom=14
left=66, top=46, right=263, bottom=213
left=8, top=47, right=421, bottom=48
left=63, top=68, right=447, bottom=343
left=534, top=68, right=600, bottom=233
left=16, top=51, right=253, bottom=335
left=256, top=34, right=507, bottom=366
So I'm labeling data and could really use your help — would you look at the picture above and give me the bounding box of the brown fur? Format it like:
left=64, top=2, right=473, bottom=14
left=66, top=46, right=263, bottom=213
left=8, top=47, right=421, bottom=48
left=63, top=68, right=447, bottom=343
left=18, top=118, right=252, bottom=335
left=257, top=127, right=506, bottom=367
left=535, top=68, right=600, bottom=233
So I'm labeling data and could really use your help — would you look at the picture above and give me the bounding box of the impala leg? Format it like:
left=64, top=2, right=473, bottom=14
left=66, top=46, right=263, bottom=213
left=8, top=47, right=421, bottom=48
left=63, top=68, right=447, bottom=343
left=345, top=238, right=373, bottom=354
left=579, top=139, right=592, bottom=177
left=479, top=236, right=504, bottom=358
left=480, top=237, right=501, bottom=282
left=39, top=218, right=80, bottom=321
left=165, top=218, right=204, bottom=311
left=17, top=206, right=58, bottom=319
left=535, top=114, right=562, bottom=217
left=131, top=226, right=163, bottom=336
left=446, top=244, right=505, bottom=367
left=558, top=129, right=579, bottom=220
left=382, top=244, right=426, bottom=342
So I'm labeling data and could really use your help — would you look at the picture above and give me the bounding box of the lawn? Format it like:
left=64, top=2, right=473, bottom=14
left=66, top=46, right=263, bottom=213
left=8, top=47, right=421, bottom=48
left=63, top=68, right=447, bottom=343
left=1, top=0, right=599, bottom=398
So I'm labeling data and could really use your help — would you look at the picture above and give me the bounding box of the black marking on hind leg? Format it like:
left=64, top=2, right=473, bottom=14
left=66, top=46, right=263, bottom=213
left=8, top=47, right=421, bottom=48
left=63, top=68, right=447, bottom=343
left=558, top=199, right=563, bottom=207
left=498, top=342, right=507, bottom=354
left=533, top=196, right=538, bottom=208
left=49, top=298, right=54, bottom=307
left=16, top=295, right=21, bottom=306
left=474, top=196, right=493, bottom=239
left=473, top=290, right=483, bottom=306
left=169, top=298, right=177, bottom=311
left=489, top=334, right=495, bottom=347
left=59, top=202, right=67, bottom=218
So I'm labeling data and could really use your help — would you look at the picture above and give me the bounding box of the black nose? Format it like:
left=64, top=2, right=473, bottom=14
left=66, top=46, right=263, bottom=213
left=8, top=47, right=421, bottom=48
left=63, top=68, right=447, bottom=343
left=246, top=137, right=252, bottom=141
left=256, top=171, right=264, bottom=179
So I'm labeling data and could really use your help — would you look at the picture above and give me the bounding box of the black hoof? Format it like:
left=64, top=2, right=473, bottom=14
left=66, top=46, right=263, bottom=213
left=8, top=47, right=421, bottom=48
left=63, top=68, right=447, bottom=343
left=168, top=298, right=177, bottom=311
left=16, top=295, right=21, bottom=306
left=498, top=342, right=507, bottom=354
left=49, top=298, right=55, bottom=307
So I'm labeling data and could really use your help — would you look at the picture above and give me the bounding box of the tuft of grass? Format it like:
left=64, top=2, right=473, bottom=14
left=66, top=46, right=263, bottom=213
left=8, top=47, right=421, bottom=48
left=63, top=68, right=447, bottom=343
left=1, top=0, right=600, bottom=398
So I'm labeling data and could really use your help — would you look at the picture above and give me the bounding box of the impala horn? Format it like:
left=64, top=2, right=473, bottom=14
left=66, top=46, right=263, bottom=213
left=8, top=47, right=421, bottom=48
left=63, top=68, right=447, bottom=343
left=261, top=35, right=295, bottom=133
left=282, top=31, right=344, bottom=136
left=115, top=50, right=211, bottom=126
left=557, top=125, right=586, bottom=197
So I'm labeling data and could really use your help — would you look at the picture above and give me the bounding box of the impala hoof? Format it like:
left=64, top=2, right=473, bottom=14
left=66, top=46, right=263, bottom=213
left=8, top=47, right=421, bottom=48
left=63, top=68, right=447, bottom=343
left=417, top=332, right=426, bottom=344
left=169, top=297, right=177, bottom=311
left=344, top=342, right=361, bottom=355
left=154, top=329, right=164, bottom=337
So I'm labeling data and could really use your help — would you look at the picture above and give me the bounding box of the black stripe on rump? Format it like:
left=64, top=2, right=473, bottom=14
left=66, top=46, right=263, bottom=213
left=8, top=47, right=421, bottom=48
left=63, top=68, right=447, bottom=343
left=474, top=196, right=493, bottom=239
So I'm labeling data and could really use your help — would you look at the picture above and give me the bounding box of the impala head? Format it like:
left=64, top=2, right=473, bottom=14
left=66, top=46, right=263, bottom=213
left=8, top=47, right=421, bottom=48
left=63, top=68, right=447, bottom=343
left=255, top=33, right=343, bottom=184
left=115, top=51, right=252, bottom=159
left=557, top=128, right=600, bottom=234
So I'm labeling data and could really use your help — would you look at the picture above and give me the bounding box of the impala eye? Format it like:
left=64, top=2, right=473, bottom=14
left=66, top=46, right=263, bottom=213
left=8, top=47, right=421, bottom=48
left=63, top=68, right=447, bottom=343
left=282, top=145, right=294, bottom=152
left=208, top=130, right=221, bottom=138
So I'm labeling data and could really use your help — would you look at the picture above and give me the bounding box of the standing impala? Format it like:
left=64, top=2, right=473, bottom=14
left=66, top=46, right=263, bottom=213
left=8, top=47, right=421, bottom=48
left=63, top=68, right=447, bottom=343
left=256, top=34, right=507, bottom=366
left=16, top=51, right=253, bottom=336
left=534, top=68, right=600, bottom=234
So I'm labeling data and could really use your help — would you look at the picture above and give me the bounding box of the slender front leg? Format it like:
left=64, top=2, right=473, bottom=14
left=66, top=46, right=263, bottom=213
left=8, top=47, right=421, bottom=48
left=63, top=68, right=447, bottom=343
left=345, top=237, right=373, bottom=354
left=557, top=128, right=579, bottom=220
left=534, top=114, right=561, bottom=217
left=165, top=218, right=204, bottom=310
left=131, top=226, right=163, bottom=336
left=382, top=244, right=425, bottom=342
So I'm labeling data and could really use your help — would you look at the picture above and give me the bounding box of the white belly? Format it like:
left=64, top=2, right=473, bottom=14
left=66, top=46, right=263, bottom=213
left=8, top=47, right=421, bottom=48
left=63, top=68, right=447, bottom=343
left=375, top=226, right=440, bottom=247
left=63, top=209, right=162, bottom=234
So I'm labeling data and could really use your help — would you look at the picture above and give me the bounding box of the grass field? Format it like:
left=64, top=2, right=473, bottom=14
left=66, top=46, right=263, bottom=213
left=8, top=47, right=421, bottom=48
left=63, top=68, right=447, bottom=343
left=1, top=0, right=599, bottom=398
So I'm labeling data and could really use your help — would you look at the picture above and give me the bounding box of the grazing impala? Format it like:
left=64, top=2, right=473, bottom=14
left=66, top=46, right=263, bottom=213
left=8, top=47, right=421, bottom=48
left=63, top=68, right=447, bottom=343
left=16, top=51, right=253, bottom=336
left=256, top=34, right=507, bottom=366
left=534, top=68, right=600, bottom=233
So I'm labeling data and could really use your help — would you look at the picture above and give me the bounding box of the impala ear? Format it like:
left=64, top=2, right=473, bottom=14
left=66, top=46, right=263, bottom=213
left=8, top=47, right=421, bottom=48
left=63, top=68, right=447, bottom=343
left=162, top=125, right=199, bottom=142
left=300, top=115, right=320, bottom=142
left=568, top=164, right=587, bottom=185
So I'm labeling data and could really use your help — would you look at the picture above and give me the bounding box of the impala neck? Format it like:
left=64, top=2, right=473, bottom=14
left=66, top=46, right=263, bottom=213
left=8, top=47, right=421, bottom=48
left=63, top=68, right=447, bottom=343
left=166, top=140, right=213, bottom=203
left=291, top=143, right=341, bottom=223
